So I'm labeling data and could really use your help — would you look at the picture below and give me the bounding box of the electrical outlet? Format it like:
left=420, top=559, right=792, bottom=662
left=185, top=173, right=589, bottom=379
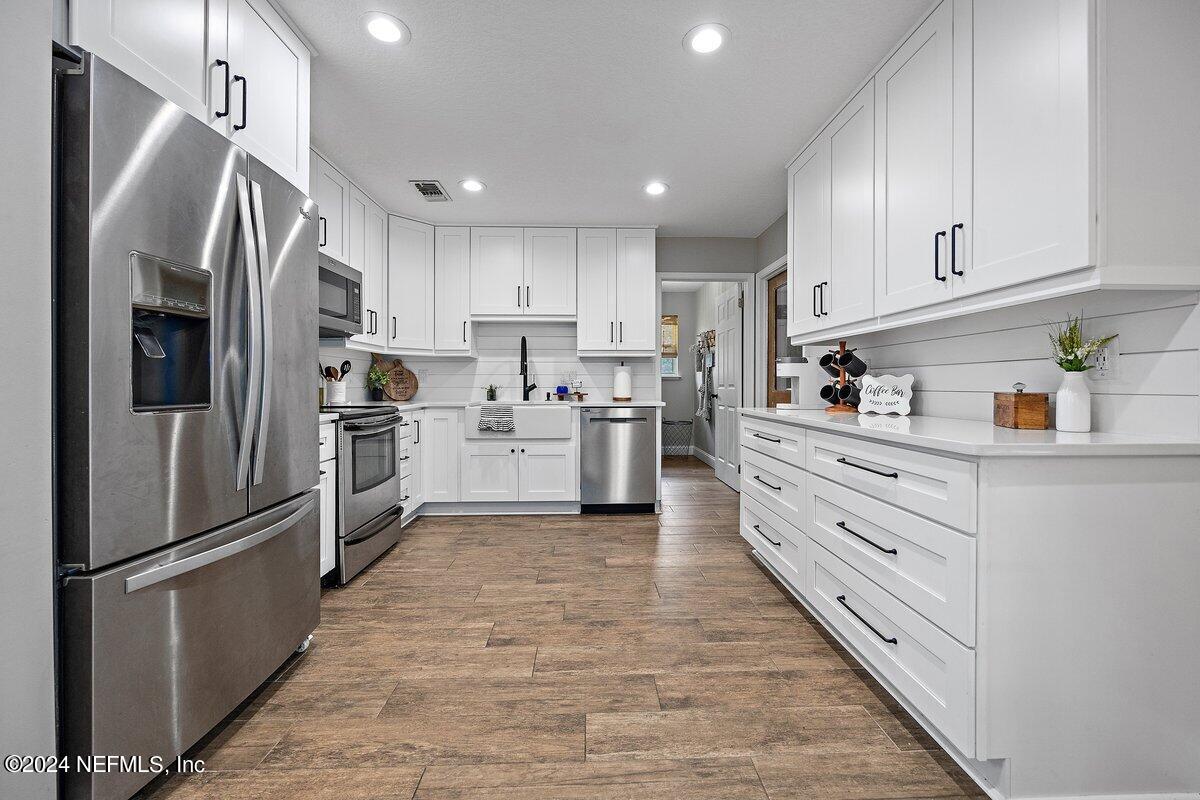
left=1090, top=338, right=1118, bottom=380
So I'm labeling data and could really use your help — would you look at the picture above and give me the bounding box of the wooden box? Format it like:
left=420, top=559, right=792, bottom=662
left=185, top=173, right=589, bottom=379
left=993, top=389, right=1049, bottom=429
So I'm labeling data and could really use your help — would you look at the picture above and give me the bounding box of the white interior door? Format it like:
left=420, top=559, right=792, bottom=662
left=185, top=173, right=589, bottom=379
left=713, top=284, right=742, bottom=490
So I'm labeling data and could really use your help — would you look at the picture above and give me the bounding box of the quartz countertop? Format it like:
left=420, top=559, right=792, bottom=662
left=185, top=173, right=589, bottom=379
left=739, top=407, right=1200, bottom=457
left=320, top=399, right=664, bottom=415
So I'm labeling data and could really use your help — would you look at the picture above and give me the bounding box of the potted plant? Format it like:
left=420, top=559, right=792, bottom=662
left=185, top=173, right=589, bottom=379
left=483, top=384, right=499, bottom=401
left=367, top=363, right=389, bottom=402
left=1047, top=316, right=1116, bottom=433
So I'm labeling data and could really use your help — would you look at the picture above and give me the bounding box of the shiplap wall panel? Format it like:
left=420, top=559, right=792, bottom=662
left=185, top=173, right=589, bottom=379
left=320, top=321, right=657, bottom=404
left=836, top=291, right=1200, bottom=437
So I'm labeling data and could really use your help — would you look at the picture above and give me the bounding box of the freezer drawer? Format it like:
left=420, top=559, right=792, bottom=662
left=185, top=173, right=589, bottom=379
left=60, top=491, right=320, bottom=800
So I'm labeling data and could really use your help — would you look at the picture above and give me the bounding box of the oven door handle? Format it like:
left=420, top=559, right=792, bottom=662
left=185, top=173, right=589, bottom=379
left=343, top=503, right=403, bottom=546
left=342, top=418, right=400, bottom=434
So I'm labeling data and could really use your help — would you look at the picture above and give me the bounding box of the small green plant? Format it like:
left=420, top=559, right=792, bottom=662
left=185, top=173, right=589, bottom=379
left=1047, top=316, right=1116, bottom=372
left=367, top=364, right=389, bottom=390
left=483, top=384, right=499, bottom=401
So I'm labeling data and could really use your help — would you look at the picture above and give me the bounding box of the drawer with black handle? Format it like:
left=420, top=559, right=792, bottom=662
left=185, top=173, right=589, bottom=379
left=740, top=446, right=805, bottom=522
left=739, top=414, right=805, bottom=467
left=740, top=494, right=805, bottom=583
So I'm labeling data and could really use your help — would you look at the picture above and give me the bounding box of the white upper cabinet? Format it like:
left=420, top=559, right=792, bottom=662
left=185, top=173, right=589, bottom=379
left=346, top=187, right=388, bottom=349
left=388, top=216, right=436, bottom=351
left=72, top=0, right=310, bottom=191
left=576, top=229, right=618, bottom=351
left=312, top=151, right=350, bottom=262
left=470, top=228, right=524, bottom=315
left=873, top=0, right=956, bottom=317
left=523, top=228, right=577, bottom=316
left=956, top=0, right=1090, bottom=297
left=787, top=138, right=831, bottom=338
left=435, top=227, right=473, bottom=352
left=827, top=81, right=876, bottom=327
left=615, top=229, right=657, bottom=352
left=70, top=0, right=226, bottom=127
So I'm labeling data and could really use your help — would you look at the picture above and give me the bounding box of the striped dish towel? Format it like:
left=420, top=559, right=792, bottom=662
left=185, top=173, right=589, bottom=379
left=478, top=403, right=515, bottom=432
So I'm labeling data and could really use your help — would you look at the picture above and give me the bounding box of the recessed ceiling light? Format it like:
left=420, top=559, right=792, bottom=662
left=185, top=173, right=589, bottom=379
left=363, top=12, right=411, bottom=44
left=644, top=181, right=668, bottom=196
left=460, top=179, right=485, bottom=192
left=683, top=23, right=730, bottom=54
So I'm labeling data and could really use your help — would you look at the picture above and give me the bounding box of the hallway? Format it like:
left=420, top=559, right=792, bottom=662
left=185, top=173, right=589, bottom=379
left=143, top=457, right=981, bottom=799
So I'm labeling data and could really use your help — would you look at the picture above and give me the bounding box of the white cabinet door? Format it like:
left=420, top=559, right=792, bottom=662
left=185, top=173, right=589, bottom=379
left=576, top=228, right=618, bottom=351
left=523, top=228, right=577, bottom=316
left=615, top=229, right=657, bottom=352
left=70, top=0, right=227, bottom=129
left=787, top=138, right=831, bottom=337
left=423, top=409, right=461, bottom=503
left=874, top=0, right=955, bottom=316
left=388, top=215, right=435, bottom=351
left=347, top=186, right=385, bottom=347
left=227, top=0, right=309, bottom=191
left=364, top=199, right=390, bottom=347
left=956, top=0, right=1090, bottom=298
left=470, top=227, right=524, bottom=316
left=435, top=227, right=473, bottom=352
left=827, top=81, right=876, bottom=328
left=462, top=443, right=520, bottom=502
left=519, top=444, right=577, bottom=502
left=318, top=459, right=336, bottom=578
left=408, top=411, right=425, bottom=510
left=312, top=151, right=350, bottom=262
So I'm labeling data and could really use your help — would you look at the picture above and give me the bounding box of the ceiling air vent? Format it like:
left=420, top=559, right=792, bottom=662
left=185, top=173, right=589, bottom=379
left=410, top=180, right=451, bottom=202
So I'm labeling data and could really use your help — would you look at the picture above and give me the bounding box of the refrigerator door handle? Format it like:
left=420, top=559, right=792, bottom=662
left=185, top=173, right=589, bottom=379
left=124, top=495, right=316, bottom=593
left=235, top=174, right=262, bottom=491
left=249, top=180, right=274, bottom=485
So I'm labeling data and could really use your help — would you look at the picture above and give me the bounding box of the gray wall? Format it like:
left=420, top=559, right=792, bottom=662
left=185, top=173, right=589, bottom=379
left=656, top=236, right=757, bottom=274
left=755, top=212, right=787, bottom=271
left=660, top=292, right=698, bottom=442
left=1, top=2, right=58, bottom=798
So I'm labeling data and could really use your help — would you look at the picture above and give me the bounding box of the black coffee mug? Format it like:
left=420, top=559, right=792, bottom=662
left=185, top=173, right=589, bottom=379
left=818, top=352, right=842, bottom=378
left=819, top=382, right=840, bottom=405
left=838, top=382, right=861, bottom=406
left=837, top=350, right=868, bottom=378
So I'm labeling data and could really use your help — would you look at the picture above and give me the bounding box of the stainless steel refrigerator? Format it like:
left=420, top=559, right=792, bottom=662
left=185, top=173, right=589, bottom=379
left=56, top=54, right=320, bottom=800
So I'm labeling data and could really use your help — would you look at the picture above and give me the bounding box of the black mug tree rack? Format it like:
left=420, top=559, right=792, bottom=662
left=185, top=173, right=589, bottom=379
left=822, top=340, right=861, bottom=414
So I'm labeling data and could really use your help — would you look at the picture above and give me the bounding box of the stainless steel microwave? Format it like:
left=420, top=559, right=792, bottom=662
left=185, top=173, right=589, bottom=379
left=317, top=253, right=363, bottom=337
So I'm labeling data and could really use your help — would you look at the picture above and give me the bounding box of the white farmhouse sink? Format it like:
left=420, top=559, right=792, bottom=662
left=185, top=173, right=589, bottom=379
left=464, top=403, right=573, bottom=439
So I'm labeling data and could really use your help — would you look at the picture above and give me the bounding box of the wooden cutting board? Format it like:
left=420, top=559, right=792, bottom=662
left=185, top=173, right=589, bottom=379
left=372, top=354, right=418, bottom=402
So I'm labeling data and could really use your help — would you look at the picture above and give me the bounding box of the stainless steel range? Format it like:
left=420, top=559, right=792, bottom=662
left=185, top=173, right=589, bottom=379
left=323, top=406, right=408, bottom=583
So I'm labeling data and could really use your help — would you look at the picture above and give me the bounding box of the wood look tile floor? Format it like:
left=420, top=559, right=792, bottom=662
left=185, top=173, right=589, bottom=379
left=139, top=457, right=983, bottom=800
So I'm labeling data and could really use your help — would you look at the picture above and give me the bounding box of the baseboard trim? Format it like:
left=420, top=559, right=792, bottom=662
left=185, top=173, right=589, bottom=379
left=420, top=501, right=580, bottom=516
left=692, top=448, right=717, bottom=468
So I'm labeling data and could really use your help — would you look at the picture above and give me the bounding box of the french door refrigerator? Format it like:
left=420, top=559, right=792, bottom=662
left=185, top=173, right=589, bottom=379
left=56, top=54, right=319, bottom=800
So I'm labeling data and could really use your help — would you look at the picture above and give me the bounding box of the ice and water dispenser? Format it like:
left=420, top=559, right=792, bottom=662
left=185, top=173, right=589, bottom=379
left=130, top=253, right=211, bottom=412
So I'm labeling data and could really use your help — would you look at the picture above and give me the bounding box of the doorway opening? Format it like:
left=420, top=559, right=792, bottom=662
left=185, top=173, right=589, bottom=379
left=658, top=276, right=750, bottom=491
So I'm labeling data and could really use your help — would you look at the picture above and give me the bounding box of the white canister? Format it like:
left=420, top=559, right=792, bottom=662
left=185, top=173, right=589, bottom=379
left=613, top=363, right=632, bottom=402
left=325, top=379, right=347, bottom=405
left=1055, top=371, right=1091, bottom=432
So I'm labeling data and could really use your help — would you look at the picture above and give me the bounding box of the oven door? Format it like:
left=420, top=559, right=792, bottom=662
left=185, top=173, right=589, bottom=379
left=339, top=415, right=402, bottom=534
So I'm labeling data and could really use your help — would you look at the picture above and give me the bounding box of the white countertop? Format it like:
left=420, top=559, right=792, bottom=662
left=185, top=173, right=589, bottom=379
left=739, top=407, right=1200, bottom=457
left=323, top=400, right=663, bottom=412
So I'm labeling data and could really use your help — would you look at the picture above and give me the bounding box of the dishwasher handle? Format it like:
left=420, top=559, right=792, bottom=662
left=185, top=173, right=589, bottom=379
left=588, top=416, right=649, bottom=424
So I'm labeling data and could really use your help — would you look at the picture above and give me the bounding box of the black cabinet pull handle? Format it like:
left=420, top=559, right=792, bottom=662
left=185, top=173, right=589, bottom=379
left=463, top=320, right=467, bottom=342
left=516, top=285, right=521, bottom=307
left=520, top=448, right=526, bottom=453
left=933, top=230, right=947, bottom=281
left=526, top=285, right=530, bottom=307
left=232, top=74, right=247, bottom=131
left=319, top=469, right=327, bottom=476
left=836, top=456, right=899, bottom=479
left=214, top=59, right=231, bottom=118
left=812, top=284, right=820, bottom=318
left=837, top=595, right=897, bottom=644
left=819, top=281, right=829, bottom=315
left=398, top=455, right=410, bottom=461
left=610, top=321, right=614, bottom=343
left=391, top=316, right=397, bottom=339
left=752, top=524, right=781, bottom=547
left=950, top=223, right=964, bottom=276
left=401, top=494, right=410, bottom=502
left=619, top=321, right=623, bottom=342
left=752, top=432, right=781, bottom=443
left=510, top=448, right=516, bottom=453
left=318, top=216, right=327, bottom=247
left=836, top=521, right=898, bottom=554
left=753, top=475, right=782, bottom=492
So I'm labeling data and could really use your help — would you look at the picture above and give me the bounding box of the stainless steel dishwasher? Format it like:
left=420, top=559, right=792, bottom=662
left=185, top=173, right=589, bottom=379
left=580, top=407, right=657, bottom=513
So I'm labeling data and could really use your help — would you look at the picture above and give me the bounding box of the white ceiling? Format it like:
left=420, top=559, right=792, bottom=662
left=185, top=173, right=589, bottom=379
left=279, top=0, right=928, bottom=236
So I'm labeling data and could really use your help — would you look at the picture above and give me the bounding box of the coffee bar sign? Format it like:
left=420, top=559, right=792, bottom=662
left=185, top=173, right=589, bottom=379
left=858, top=374, right=914, bottom=415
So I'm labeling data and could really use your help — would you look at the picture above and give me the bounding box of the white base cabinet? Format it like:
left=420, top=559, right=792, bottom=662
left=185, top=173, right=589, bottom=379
left=461, top=444, right=520, bottom=502
left=518, top=444, right=577, bottom=502
left=462, top=442, right=578, bottom=503
left=317, top=422, right=336, bottom=578
left=737, top=409, right=1200, bottom=799
left=422, top=408, right=462, bottom=503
